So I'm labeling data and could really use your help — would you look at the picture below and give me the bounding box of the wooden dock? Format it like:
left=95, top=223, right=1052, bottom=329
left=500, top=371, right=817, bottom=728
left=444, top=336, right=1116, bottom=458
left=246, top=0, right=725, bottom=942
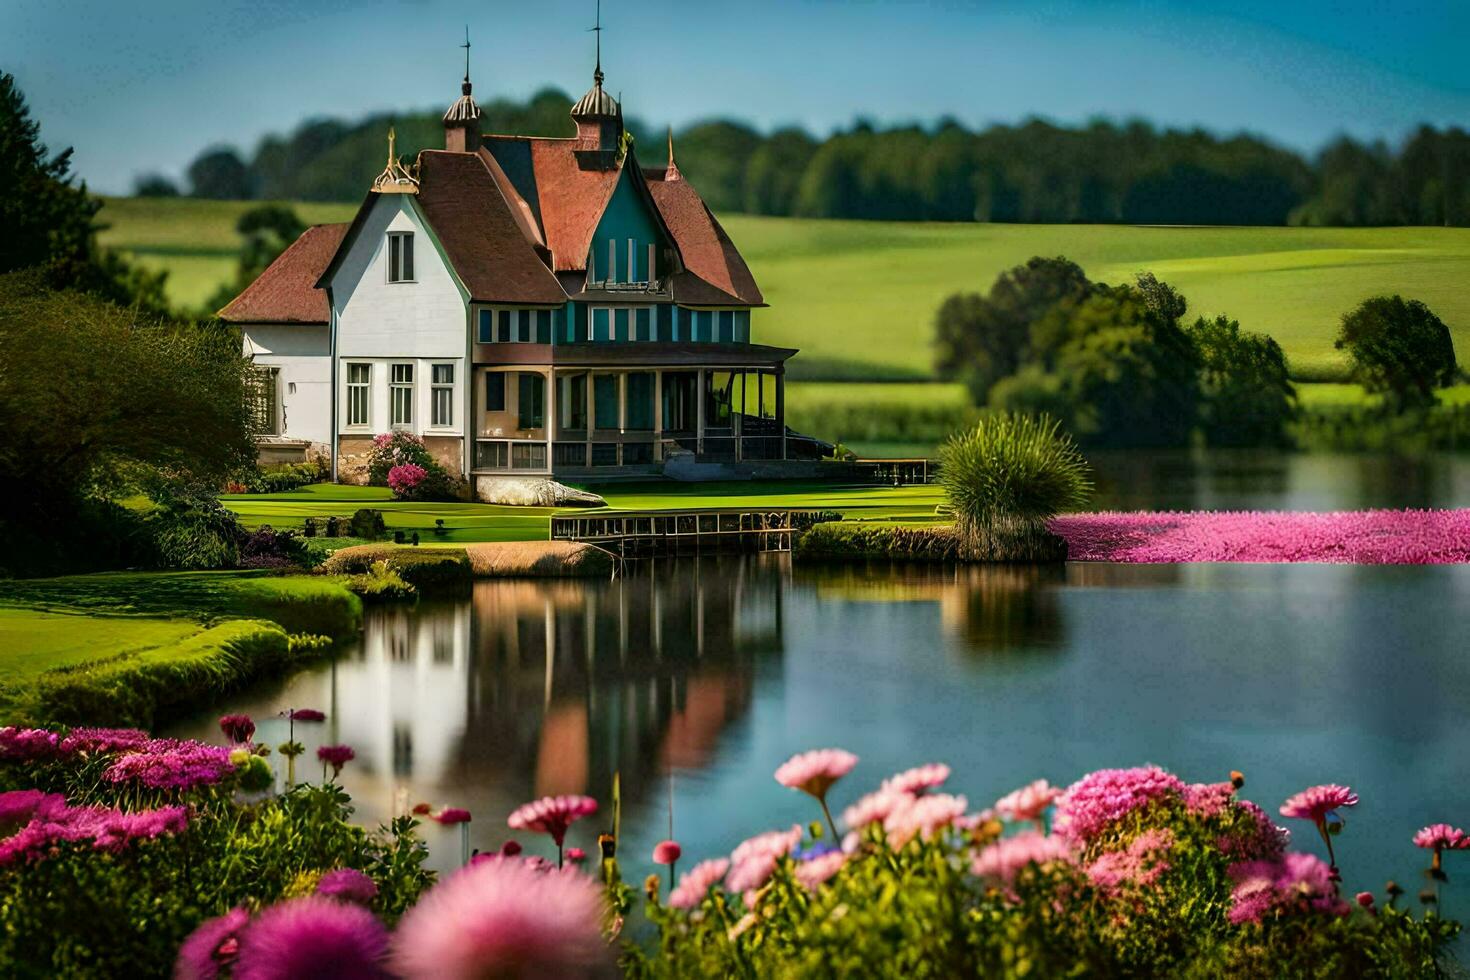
left=550, top=509, right=825, bottom=558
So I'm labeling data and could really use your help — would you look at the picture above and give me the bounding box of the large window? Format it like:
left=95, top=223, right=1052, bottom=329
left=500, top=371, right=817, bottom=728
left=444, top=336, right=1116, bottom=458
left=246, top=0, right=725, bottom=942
left=593, top=375, right=619, bottom=430
left=387, top=232, right=414, bottom=283
left=346, top=363, right=371, bottom=427
left=390, top=363, right=414, bottom=427
left=517, top=373, right=545, bottom=430
left=477, top=309, right=553, bottom=343
left=250, top=367, right=280, bottom=435
left=559, top=373, right=587, bottom=430
left=431, top=364, right=454, bottom=427
left=484, top=372, right=506, bottom=412
left=626, top=372, right=654, bottom=430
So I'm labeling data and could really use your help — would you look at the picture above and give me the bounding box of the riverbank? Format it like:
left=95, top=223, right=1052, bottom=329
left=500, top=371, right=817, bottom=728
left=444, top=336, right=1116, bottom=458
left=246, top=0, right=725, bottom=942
left=0, top=572, right=362, bottom=727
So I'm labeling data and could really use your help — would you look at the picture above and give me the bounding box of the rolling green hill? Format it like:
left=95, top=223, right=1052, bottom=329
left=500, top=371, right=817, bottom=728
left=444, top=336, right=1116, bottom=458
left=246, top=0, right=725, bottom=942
left=97, top=197, right=1470, bottom=384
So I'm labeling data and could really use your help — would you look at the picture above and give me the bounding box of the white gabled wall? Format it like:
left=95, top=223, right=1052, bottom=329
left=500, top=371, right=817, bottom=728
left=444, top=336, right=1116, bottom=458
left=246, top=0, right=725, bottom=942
left=241, top=323, right=331, bottom=449
left=329, top=195, right=469, bottom=440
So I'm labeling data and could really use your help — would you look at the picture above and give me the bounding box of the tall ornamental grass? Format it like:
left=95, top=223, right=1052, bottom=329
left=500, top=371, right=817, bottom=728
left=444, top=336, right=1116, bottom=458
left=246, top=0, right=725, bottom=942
left=938, top=413, right=1092, bottom=560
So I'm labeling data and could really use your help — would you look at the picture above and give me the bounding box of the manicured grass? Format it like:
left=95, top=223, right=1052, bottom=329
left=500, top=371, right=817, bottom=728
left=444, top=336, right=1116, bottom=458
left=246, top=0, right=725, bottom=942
left=97, top=198, right=1470, bottom=379
left=0, top=608, right=203, bottom=690
left=222, top=481, right=946, bottom=543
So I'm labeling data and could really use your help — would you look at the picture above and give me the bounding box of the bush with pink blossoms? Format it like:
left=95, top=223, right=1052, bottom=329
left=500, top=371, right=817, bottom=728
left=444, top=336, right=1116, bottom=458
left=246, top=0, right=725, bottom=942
left=365, top=431, right=462, bottom=501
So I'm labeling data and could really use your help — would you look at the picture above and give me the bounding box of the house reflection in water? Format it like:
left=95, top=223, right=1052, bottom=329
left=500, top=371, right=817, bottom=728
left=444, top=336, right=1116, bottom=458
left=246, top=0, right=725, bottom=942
left=328, top=556, right=786, bottom=825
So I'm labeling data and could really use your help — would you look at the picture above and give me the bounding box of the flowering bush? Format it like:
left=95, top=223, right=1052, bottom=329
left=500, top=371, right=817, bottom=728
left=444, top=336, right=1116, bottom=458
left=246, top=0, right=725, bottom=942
left=365, top=432, right=461, bottom=501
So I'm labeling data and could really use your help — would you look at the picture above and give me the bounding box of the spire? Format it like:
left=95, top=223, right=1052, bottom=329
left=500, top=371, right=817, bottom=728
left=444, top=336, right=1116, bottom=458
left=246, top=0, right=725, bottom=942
left=373, top=127, right=419, bottom=193
left=665, top=126, right=681, bottom=181
left=592, top=0, right=603, bottom=85
left=443, top=28, right=482, bottom=151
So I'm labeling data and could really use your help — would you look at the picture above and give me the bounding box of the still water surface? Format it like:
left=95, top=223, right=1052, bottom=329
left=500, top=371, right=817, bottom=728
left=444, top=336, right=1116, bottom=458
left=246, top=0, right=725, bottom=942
left=170, top=452, right=1470, bottom=895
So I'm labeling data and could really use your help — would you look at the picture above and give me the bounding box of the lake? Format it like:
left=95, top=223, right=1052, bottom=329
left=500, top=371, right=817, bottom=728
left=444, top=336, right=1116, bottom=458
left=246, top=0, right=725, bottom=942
left=169, top=450, right=1470, bottom=897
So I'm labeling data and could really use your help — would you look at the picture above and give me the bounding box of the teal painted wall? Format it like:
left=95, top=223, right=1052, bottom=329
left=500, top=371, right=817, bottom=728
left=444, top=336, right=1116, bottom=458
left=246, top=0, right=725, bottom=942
left=593, top=167, right=665, bottom=283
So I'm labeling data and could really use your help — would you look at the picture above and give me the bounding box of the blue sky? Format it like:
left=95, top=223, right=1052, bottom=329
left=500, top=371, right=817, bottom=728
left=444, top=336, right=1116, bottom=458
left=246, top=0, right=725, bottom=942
left=5, top=0, right=1468, bottom=194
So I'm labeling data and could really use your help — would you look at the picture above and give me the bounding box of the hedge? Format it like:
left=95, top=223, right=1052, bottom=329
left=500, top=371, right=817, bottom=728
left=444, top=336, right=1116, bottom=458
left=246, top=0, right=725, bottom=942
left=795, top=521, right=1067, bottom=562
left=320, top=545, right=472, bottom=593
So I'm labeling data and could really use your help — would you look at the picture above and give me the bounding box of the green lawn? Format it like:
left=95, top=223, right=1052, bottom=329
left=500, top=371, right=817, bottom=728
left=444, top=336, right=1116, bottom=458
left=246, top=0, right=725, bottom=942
left=96, top=198, right=1470, bottom=380
left=222, top=481, right=946, bottom=543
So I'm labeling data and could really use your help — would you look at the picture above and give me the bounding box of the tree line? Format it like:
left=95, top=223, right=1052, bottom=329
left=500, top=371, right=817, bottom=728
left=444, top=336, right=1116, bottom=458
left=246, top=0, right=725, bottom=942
left=154, top=87, right=1470, bottom=227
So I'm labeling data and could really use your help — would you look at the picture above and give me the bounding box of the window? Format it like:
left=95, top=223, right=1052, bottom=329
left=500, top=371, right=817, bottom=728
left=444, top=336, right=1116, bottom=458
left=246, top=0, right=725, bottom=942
left=593, top=375, right=619, bottom=429
left=390, top=363, right=414, bottom=427
left=387, top=232, right=414, bottom=282
left=250, top=367, right=280, bottom=435
left=485, top=372, right=506, bottom=412
left=635, top=307, right=651, bottom=342
left=614, top=308, right=629, bottom=342
left=592, top=308, right=611, bottom=342
left=718, top=310, right=734, bottom=343
left=347, top=363, right=371, bottom=426
left=431, top=364, right=454, bottom=427
left=477, top=309, right=493, bottom=343
left=626, top=373, right=654, bottom=430
left=559, top=374, right=587, bottom=430
left=517, top=373, right=545, bottom=429
left=535, top=310, right=552, bottom=344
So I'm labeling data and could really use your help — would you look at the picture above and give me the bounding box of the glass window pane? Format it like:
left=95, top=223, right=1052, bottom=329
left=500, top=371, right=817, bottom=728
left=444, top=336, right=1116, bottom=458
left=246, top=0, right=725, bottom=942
left=485, top=372, right=505, bottom=412
left=516, top=312, right=531, bottom=343
left=614, top=308, right=629, bottom=342
left=498, top=310, right=512, bottom=343
left=592, top=308, right=610, bottom=342
left=593, top=375, right=619, bottom=429
left=536, top=309, right=551, bottom=344
left=718, top=311, right=734, bottom=343
left=433, top=364, right=454, bottom=384
left=478, top=309, right=493, bottom=343
left=626, top=373, right=653, bottom=430
left=517, top=373, right=545, bottom=429
left=388, top=235, right=400, bottom=282
left=635, top=307, right=651, bottom=341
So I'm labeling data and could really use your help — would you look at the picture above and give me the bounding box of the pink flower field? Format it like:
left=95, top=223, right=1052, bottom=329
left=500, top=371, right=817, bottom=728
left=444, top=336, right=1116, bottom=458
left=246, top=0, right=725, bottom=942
left=1049, top=509, right=1470, bottom=564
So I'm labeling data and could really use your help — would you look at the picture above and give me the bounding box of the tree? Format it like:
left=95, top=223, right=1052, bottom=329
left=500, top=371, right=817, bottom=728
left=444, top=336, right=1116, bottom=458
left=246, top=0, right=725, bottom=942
left=933, top=257, right=1092, bottom=401
left=0, top=72, right=169, bottom=314
left=1335, top=296, right=1459, bottom=409
left=133, top=173, right=180, bottom=197
left=1190, top=315, right=1297, bottom=447
left=0, top=270, right=256, bottom=523
left=743, top=128, right=817, bottom=215
left=188, top=147, right=252, bottom=199
left=670, top=121, right=761, bottom=214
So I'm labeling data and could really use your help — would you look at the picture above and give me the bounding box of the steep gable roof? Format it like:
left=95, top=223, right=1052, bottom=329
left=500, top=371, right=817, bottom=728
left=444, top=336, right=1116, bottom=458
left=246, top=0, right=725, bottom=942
left=218, top=222, right=348, bottom=324
left=644, top=168, right=764, bottom=307
left=485, top=135, right=624, bottom=273
left=412, top=150, right=567, bottom=305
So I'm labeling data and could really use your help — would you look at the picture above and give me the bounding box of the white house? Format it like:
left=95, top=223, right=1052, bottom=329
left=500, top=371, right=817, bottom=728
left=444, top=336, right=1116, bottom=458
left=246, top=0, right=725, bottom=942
left=219, top=53, right=796, bottom=497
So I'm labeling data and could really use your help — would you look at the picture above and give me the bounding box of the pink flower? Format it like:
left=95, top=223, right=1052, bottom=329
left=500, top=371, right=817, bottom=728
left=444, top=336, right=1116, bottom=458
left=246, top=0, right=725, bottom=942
left=0, top=727, right=60, bottom=761
left=727, top=825, right=803, bottom=893
left=0, top=790, right=66, bottom=827
left=880, top=763, right=951, bottom=796
left=775, top=748, right=858, bottom=801
left=884, top=793, right=968, bottom=848
left=317, top=868, right=379, bottom=906
left=500, top=840, right=523, bottom=856
left=994, top=779, right=1061, bottom=825
left=972, top=831, right=1075, bottom=885
left=1413, top=824, right=1470, bottom=851
left=218, top=714, right=255, bottom=745
left=387, top=463, right=428, bottom=497
left=175, top=906, right=250, bottom=980
left=286, top=708, right=326, bottom=722
left=795, top=851, right=848, bottom=891
left=234, top=896, right=390, bottom=979
left=433, top=808, right=472, bottom=826
left=1053, top=766, right=1185, bottom=843
left=390, top=858, right=607, bottom=979
left=653, top=840, right=682, bottom=865
left=59, top=727, right=149, bottom=755
left=104, top=739, right=237, bottom=791
left=565, top=847, right=587, bottom=863
left=317, top=744, right=355, bottom=776
left=1356, top=891, right=1376, bottom=912
left=668, top=858, right=730, bottom=909
left=1085, top=829, right=1174, bottom=896
left=842, top=789, right=909, bottom=832
left=506, top=795, right=598, bottom=848
left=1227, top=852, right=1348, bottom=925
left=1279, top=785, right=1358, bottom=824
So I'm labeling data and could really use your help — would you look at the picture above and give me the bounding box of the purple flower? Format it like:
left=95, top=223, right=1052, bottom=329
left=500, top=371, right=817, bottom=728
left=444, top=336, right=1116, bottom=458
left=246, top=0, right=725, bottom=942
left=316, top=868, right=379, bottom=906
left=175, top=907, right=250, bottom=980
left=233, top=896, right=390, bottom=980
left=219, top=715, right=255, bottom=745
left=1, top=794, right=186, bottom=867
left=0, top=789, right=66, bottom=828
left=1228, top=852, right=1348, bottom=925
left=0, top=727, right=60, bottom=761
left=58, top=727, right=150, bottom=756
left=317, top=744, right=355, bottom=777
left=286, top=709, right=326, bottom=722
left=104, top=739, right=236, bottom=791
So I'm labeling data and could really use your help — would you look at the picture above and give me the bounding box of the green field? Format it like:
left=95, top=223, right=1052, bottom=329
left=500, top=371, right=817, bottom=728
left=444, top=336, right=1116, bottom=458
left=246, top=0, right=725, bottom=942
left=96, top=198, right=1470, bottom=381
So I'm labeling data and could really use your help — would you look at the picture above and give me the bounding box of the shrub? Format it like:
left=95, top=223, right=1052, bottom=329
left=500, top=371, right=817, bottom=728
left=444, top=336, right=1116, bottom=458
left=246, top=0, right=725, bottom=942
left=321, top=544, right=471, bottom=594
left=1336, top=295, right=1459, bottom=410
left=1190, top=314, right=1297, bottom=448
left=387, top=463, right=428, bottom=499
left=343, top=561, right=417, bottom=603
left=938, top=413, right=1091, bottom=560
left=146, top=485, right=247, bottom=570
left=366, top=432, right=461, bottom=501
left=349, top=508, right=387, bottom=540
left=796, top=522, right=968, bottom=561
left=237, top=459, right=328, bottom=494
left=238, top=525, right=305, bottom=569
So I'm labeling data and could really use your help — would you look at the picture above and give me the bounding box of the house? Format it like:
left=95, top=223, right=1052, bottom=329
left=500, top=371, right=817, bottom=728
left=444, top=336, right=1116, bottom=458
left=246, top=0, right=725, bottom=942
left=219, top=51, right=803, bottom=497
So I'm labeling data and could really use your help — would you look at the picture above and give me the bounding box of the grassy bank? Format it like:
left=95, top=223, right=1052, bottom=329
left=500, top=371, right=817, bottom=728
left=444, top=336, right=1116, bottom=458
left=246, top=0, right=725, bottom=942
left=99, top=198, right=1470, bottom=380
left=0, top=572, right=362, bottom=726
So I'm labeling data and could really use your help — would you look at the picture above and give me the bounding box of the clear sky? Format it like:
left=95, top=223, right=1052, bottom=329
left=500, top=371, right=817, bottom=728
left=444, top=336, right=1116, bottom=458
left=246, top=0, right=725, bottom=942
left=5, top=0, right=1468, bottom=194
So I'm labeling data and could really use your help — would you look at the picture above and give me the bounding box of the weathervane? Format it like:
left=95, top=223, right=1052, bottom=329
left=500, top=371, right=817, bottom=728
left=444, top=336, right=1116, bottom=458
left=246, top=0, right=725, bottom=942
left=460, top=25, right=471, bottom=84
left=588, top=0, right=604, bottom=84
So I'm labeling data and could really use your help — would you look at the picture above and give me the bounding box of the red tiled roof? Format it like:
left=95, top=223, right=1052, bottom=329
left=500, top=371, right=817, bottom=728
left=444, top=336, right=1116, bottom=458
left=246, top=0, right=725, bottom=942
left=217, top=222, right=348, bottom=323
left=413, top=150, right=568, bottom=305
left=645, top=169, right=764, bottom=307
left=523, top=138, right=622, bottom=273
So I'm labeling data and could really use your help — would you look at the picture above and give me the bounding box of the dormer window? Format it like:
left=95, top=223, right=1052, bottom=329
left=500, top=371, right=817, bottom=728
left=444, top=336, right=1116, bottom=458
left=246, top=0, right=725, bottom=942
left=387, top=232, right=415, bottom=283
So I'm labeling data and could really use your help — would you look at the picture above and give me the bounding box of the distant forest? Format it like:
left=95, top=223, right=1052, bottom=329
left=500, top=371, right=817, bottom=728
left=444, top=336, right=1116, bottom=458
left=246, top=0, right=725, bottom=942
left=156, top=87, right=1470, bottom=227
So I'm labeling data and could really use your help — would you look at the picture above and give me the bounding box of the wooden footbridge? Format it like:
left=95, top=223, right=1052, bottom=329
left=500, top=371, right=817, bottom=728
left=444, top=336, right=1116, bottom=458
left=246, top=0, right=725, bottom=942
left=550, top=509, right=831, bottom=558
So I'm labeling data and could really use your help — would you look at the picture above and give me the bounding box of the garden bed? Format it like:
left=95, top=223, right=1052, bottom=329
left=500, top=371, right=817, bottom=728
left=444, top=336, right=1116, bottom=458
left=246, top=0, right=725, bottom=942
left=1051, top=509, right=1470, bottom=564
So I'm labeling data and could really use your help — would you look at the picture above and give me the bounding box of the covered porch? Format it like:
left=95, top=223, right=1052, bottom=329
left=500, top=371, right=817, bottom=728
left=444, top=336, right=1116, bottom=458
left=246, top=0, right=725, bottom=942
left=470, top=344, right=795, bottom=476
